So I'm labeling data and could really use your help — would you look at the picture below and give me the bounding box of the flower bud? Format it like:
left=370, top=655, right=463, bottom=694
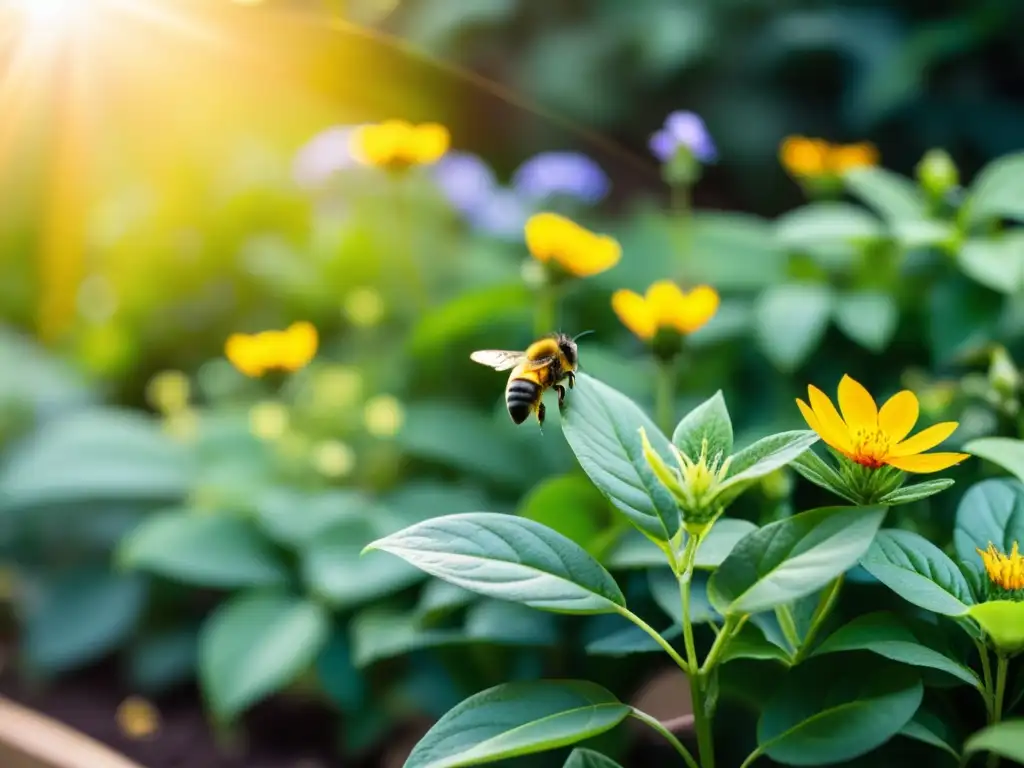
left=916, top=149, right=959, bottom=198
left=989, top=345, right=1021, bottom=399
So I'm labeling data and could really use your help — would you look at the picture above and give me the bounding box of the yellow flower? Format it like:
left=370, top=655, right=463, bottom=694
left=611, top=281, right=719, bottom=341
left=116, top=696, right=160, bottom=740
left=350, top=120, right=450, bottom=170
left=977, top=542, right=1024, bottom=593
left=796, top=375, right=968, bottom=473
left=312, top=440, right=356, bottom=478
left=780, top=136, right=878, bottom=177
left=225, top=322, right=318, bottom=377
left=524, top=212, right=621, bottom=278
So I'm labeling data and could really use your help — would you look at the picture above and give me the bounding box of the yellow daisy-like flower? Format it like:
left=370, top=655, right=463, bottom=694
left=796, top=375, right=968, bottom=473
left=977, top=542, right=1024, bottom=593
left=611, top=281, right=719, bottom=341
left=524, top=212, right=621, bottom=278
left=780, top=136, right=879, bottom=178
left=225, top=321, right=318, bottom=378
left=350, top=120, right=450, bottom=170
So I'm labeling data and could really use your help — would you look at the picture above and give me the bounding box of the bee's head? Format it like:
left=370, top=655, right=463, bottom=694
left=554, top=330, right=593, bottom=368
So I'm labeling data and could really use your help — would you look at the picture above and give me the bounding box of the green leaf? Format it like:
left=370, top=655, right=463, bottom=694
left=693, top=519, right=760, bottom=568
left=315, top=630, right=365, bottom=712
left=403, top=681, right=631, bottom=768
left=964, top=720, right=1024, bottom=763
left=893, top=219, right=956, bottom=250
left=408, top=283, right=532, bottom=358
left=564, top=748, right=625, bottom=768
left=878, top=479, right=955, bottom=505
left=957, top=236, right=1024, bottom=294
left=965, top=437, right=1024, bottom=484
left=464, top=600, right=558, bottom=647
left=560, top=373, right=681, bottom=541
left=754, top=284, right=833, bottom=372
left=757, top=660, right=923, bottom=765
left=843, top=167, right=928, bottom=224
left=648, top=569, right=720, bottom=626
left=303, top=522, right=425, bottom=609
left=834, top=291, right=899, bottom=352
left=899, top=709, right=961, bottom=761
left=517, top=474, right=608, bottom=553
left=584, top=621, right=682, bottom=656
left=718, top=431, right=818, bottom=501
left=954, top=478, right=1024, bottom=585
left=199, top=592, right=329, bottom=721
left=708, top=506, right=885, bottom=615
left=672, top=390, right=733, bottom=460
left=928, top=273, right=1002, bottom=363
left=967, top=601, right=1024, bottom=654
left=128, top=628, right=198, bottom=695
left=813, top=612, right=980, bottom=688
left=118, top=511, right=287, bottom=588
left=417, top=579, right=477, bottom=624
left=720, top=625, right=792, bottom=665
left=365, top=512, right=625, bottom=614
left=351, top=609, right=463, bottom=668
left=775, top=203, right=884, bottom=253
left=964, top=151, right=1024, bottom=226
left=23, top=570, right=147, bottom=674
left=790, top=451, right=859, bottom=503
left=859, top=530, right=974, bottom=616
left=255, top=489, right=366, bottom=546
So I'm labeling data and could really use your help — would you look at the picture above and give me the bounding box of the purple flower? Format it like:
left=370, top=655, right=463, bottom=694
left=432, top=151, right=497, bottom=214
left=512, top=151, right=610, bottom=204
left=292, top=126, right=361, bottom=189
left=649, top=111, right=716, bottom=163
left=466, top=188, right=529, bottom=240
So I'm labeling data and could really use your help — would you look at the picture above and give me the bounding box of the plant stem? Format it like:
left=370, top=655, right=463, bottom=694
left=701, top=615, right=745, bottom=674
left=534, top=282, right=558, bottom=338
left=393, top=172, right=428, bottom=313
left=791, top=575, right=844, bottom=665
left=739, top=746, right=765, bottom=768
left=615, top=606, right=692, bottom=675
left=630, top=708, right=700, bottom=768
left=988, top=654, right=1009, bottom=768
left=679, top=534, right=716, bottom=768
left=656, top=357, right=677, bottom=436
left=775, top=605, right=801, bottom=656
left=670, top=182, right=693, bottom=283
left=975, top=636, right=995, bottom=720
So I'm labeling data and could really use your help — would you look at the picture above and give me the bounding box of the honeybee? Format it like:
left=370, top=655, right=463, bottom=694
left=471, top=331, right=591, bottom=426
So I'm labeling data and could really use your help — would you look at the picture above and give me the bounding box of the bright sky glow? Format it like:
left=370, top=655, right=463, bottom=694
left=12, top=0, right=95, bottom=27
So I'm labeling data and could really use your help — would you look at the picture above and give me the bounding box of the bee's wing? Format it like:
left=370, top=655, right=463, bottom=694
left=470, top=349, right=527, bottom=371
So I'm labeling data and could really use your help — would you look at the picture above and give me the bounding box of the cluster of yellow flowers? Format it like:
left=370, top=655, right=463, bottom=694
left=350, top=120, right=450, bottom=171
left=780, top=136, right=879, bottom=178
left=225, top=322, right=319, bottom=378
left=977, top=542, right=1024, bottom=593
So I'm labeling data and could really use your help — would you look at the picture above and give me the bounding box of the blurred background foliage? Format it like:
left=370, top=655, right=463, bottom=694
left=1, top=0, right=1023, bottom=765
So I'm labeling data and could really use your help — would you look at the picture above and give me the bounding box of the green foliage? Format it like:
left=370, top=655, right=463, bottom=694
left=964, top=720, right=1024, bottom=763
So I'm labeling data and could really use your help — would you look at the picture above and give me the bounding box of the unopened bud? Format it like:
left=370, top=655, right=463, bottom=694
left=639, top=427, right=687, bottom=507
left=989, top=346, right=1021, bottom=398
left=916, top=149, right=958, bottom=198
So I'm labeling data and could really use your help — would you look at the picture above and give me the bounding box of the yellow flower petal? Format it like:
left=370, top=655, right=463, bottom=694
left=885, top=452, right=968, bottom=474
left=612, top=289, right=656, bottom=340
left=351, top=120, right=412, bottom=167
left=807, top=385, right=853, bottom=453
left=281, top=322, right=319, bottom=371
left=830, top=142, right=879, bottom=174
left=411, top=122, right=450, bottom=164
left=557, top=231, right=621, bottom=277
left=225, top=334, right=264, bottom=377
left=889, top=421, right=959, bottom=458
left=796, top=398, right=822, bottom=434
left=780, top=136, right=828, bottom=177
left=676, top=285, right=719, bottom=334
left=878, top=390, right=919, bottom=443
left=645, top=281, right=688, bottom=327
left=524, top=212, right=568, bottom=262
left=837, top=375, right=878, bottom=434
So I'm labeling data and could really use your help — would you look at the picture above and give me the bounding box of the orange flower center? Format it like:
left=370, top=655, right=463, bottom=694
left=851, top=428, right=891, bottom=468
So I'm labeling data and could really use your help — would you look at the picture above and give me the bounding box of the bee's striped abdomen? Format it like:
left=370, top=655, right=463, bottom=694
left=506, top=377, right=541, bottom=424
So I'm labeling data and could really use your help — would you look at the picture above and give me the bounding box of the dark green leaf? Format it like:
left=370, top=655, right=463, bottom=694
left=964, top=151, right=1024, bottom=226
left=129, top=628, right=198, bottom=695
left=24, top=570, right=146, bottom=674
left=709, top=506, right=885, bottom=615
left=859, top=530, right=974, bottom=616
left=813, top=612, right=980, bottom=687
left=403, top=681, right=631, bottom=768
left=954, top=478, right=1024, bottom=586
left=790, top=451, right=859, bottom=503
left=365, top=512, right=625, bottom=614
left=720, top=625, right=792, bottom=665
left=564, top=748, right=625, bottom=768
left=517, top=474, right=608, bottom=553
left=879, top=479, right=955, bottom=505
left=255, top=489, right=367, bottom=546
left=119, top=511, right=287, bottom=588
left=199, top=592, right=329, bottom=721
left=672, top=390, right=733, bottom=461
left=719, top=431, right=818, bottom=500
left=757, top=660, right=923, bottom=765
left=316, top=630, right=365, bottom=712
left=834, top=291, right=899, bottom=352
left=928, top=273, right=1002, bottom=363
left=957, top=236, right=1024, bottom=294
left=417, top=579, right=477, bottom=624
left=351, top=609, right=463, bottom=667
left=898, top=709, right=961, bottom=761
left=965, top=437, right=1024, bottom=484
left=464, top=600, right=558, bottom=647
left=754, top=284, right=833, bottom=372
left=964, top=721, right=1024, bottom=762
left=560, top=373, right=681, bottom=541
left=584, top=621, right=682, bottom=656
left=648, top=569, right=720, bottom=626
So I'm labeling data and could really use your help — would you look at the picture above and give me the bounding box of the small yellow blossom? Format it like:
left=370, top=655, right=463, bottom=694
left=780, top=136, right=878, bottom=178
left=116, top=696, right=160, bottom=740
left=225, top=322, right=318, bottom=378
left=312, top=440, right=356, bottom=478
left=611, top=281, right=719, bottom=341
left=524, top=212, right=621, bottom=278
left=797, top=375, right=968, bottom=473
left=977, top=542, right=1024, bottom=593
left=344, top=287, right=385, bottom=327
left=364, top=394, right=405, bottom=437
left=350, top=120, right=449, bottom=170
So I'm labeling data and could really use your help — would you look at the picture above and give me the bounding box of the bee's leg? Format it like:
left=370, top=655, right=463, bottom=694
left=537, top=402, right=547, bottom=426
left=567, top=371, right=576, bottom=389
left=555, top=384, right=566, bottom=405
